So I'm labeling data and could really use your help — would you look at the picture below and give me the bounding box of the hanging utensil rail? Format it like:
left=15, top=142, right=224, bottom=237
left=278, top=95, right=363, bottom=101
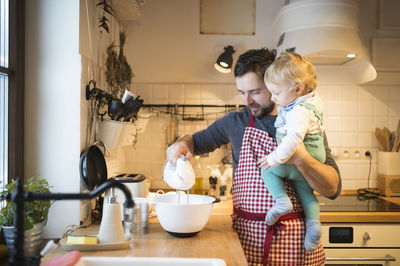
left=142, top=104, right=245, bottom=108
left=142, top=104, right=245, bottom=121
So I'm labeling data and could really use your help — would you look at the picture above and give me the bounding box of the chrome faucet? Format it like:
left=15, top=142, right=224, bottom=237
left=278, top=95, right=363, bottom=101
left=3, top=177, right=135, bottom=266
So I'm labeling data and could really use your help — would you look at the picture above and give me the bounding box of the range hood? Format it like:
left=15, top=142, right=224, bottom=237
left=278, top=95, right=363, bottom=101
left=272, top=0, right=377, bottom=84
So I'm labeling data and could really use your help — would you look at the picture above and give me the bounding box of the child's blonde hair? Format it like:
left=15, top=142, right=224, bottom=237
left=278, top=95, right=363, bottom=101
left=264, top=52, right=317, bottom=93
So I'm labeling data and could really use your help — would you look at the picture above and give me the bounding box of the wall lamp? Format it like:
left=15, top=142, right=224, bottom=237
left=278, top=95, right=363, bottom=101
left=214, top=45, right=235, bottom=73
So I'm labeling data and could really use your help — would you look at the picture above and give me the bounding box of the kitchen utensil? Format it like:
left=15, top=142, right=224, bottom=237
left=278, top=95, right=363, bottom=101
left=383, top=127, right=392, bottom=151
left=40, top=240, right=59, bottom=258
left=115, top=98, right=133, bottom=121
left=392, top=120, right=400, bottom=152
left=167, top=106, right=178, bottom=145
left=151, top=193, right=215, bottom=237
left=375, top=128, right=389, bottom=151
left=123, top=96, right=143, bottom=122
left=79, top=143, right=108, bottom=191
left=121, top=90, right=135, bottom=104
left=89, top=100, right=100, bottom=145
left=162, top=155, right=195, bottom=190
left=108, top=100, right=124, bottom=120
left=116, top=97, right=142, bottom=122
left=128, top=197, right=149, bottom=235
left=390, top=131, right=396, bottom=152
left=168, top=118, right=175, bottom=145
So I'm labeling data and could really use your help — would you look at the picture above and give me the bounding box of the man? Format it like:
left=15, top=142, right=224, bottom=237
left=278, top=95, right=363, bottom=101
left=166, top=48, right=341, bottom=265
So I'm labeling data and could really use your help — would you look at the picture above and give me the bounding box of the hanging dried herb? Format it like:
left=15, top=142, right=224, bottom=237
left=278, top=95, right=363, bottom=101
left=105, top=32, right=134, bottom=99
left=105, top=43, right=118, bottom=96
left=116, top=32, right=133, bottom=93
left=96, top=0, right=113, bottom=15
left=97, top=0, right=113, bottom=34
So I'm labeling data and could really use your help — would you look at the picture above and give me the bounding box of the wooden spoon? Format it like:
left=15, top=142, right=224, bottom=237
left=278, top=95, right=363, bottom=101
left=383, top=127, right=392, bottom=151
left=375, top=127, right=388, bottom=151
left=392, top=120, right=400, bottom=152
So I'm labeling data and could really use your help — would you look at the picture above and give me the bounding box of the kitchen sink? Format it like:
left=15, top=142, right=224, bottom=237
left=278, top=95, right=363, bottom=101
left=75, top=256, right=226, bottom=266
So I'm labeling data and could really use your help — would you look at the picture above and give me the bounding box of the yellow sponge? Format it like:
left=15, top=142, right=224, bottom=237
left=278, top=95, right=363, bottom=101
left=66, top=235, right=98, bottom=245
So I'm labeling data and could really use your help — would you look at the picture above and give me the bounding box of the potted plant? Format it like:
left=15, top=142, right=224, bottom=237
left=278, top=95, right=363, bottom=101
left=0, top=175, right=52, bottom=256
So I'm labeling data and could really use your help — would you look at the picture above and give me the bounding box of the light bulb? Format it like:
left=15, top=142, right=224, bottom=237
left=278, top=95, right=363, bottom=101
left=214, top=63, right=231, bottom=73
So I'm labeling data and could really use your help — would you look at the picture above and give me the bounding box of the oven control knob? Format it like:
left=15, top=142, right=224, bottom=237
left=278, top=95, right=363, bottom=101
left=363, top=232, right=371, bottom=241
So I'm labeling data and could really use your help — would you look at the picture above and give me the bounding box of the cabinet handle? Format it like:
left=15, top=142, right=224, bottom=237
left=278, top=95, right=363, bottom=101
left=326, top=255, right=396, bottom=262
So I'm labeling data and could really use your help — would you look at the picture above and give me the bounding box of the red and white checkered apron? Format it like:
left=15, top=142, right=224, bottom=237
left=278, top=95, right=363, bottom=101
left=231, top=114, right=325, bottom=265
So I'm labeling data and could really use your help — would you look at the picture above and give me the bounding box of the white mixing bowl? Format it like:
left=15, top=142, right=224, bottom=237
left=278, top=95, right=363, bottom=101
left=151, top=193, right=215, bottom=237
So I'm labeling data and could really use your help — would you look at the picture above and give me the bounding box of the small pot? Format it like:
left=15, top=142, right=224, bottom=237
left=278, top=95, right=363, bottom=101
left=2, top=222, right=43, bottom=257
left=151, top=194, right=215, bottom=238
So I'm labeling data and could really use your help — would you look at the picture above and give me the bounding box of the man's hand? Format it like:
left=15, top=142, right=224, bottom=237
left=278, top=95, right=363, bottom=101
left=166, top=135, right=195, bottom=163
left=286, top=142, right=339, bottom=198
left=286, top=142, right=308, bottom=165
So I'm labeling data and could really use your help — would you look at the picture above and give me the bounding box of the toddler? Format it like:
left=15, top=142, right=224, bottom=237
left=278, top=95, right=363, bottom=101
left=257, top=52, right=325, bottom=252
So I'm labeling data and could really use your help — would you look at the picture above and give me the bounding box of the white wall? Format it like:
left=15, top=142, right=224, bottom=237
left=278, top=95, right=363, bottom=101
left=25, top=0, right=81, bottom=238
left=125, top=0, right=284, bottom=83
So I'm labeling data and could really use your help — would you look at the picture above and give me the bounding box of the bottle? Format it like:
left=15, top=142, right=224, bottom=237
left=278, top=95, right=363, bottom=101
left=219, top=176, right=227, bottom=201
left=192, top=156, right=203, bottom=194
left=222, top=165, right=233, bottom=199
left=209, top=176, right=218, bottom=197
left=208, top=165, right=222, bottom=199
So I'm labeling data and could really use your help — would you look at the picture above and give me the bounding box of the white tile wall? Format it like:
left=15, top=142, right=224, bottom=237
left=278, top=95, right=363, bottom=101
left=110, top=82, right=400, bottom=191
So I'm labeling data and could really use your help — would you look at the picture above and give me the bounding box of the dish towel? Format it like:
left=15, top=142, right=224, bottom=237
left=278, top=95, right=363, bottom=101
left=42, top=250, right=82, bottom=266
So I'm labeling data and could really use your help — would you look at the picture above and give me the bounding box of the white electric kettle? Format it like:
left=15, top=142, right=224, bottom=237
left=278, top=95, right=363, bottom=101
left=162, top=155, right=195, bottom=190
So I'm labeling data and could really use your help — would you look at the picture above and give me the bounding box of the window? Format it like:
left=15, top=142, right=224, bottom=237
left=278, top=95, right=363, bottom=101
left=0, top=0, right=9, bottom=188
left=0, top=0, right=24, bottom=189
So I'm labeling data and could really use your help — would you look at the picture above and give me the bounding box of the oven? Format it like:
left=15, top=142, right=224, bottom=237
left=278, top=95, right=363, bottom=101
left=318, top=195, right=400, bottom=266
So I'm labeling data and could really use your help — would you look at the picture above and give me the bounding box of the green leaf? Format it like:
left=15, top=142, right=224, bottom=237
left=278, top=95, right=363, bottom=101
left=1, top=175, right=52, bottom=227
left=24, top=218, right=33, bottom=231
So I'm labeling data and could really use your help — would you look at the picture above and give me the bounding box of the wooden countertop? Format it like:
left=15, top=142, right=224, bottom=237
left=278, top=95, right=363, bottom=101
left=41, top=201, right=247, bottom=266
left=14, top=194, right=400, bottom=265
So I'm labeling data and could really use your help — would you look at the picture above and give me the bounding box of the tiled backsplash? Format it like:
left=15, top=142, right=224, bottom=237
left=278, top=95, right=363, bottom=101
left=109, top=82, right=400, bottom=191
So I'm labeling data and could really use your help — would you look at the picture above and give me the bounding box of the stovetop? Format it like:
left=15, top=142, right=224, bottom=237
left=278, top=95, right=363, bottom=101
left=317, top=195, right=400, bottom=212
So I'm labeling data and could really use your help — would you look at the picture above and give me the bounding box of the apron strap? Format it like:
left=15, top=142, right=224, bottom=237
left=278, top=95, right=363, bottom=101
left=248, top=113, right=255, bottom=128
left=299, top=101, right=323, bottom=126
left=233, top=207, right=304, bottom=265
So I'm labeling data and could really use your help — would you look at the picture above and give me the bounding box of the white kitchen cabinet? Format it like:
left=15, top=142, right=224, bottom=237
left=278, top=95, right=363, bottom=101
left=372, top=39, right=400, bottom=71
left=366, top=38, right=400, bottom=85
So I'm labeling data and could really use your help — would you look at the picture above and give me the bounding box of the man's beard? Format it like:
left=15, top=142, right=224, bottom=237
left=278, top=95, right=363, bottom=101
left=250, top=102, right=275, bottom=117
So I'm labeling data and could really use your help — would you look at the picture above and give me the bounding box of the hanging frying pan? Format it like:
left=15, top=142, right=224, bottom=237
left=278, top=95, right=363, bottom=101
left=79, top=143, right=108, bottom=191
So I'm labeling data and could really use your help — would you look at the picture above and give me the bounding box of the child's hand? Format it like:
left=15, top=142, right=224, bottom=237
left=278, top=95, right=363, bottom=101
left=257, top=156, right=271, bottom=171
